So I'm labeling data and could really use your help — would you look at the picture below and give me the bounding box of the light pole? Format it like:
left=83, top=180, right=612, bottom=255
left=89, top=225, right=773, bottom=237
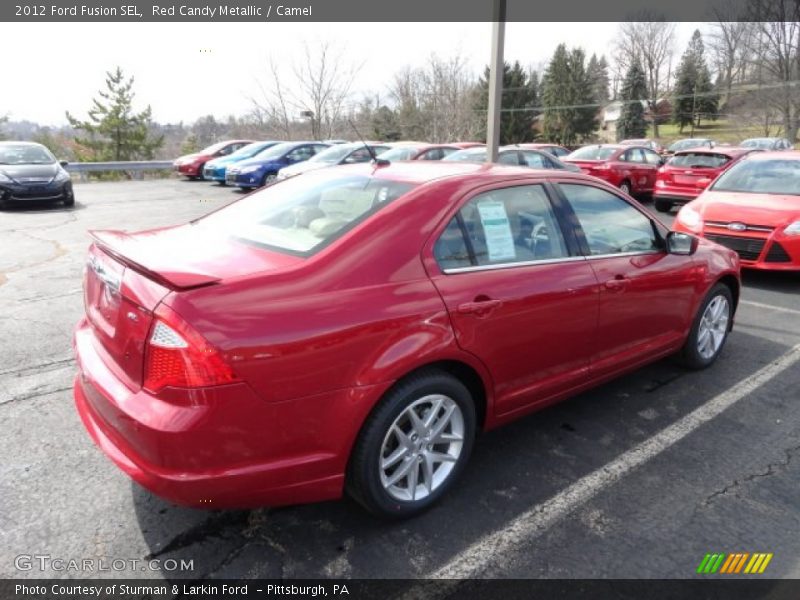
left=486, top=0, right=506, bottom=162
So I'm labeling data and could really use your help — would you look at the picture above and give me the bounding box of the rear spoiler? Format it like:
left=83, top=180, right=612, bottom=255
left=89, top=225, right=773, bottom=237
left=89, top=230, right=222, bottom=290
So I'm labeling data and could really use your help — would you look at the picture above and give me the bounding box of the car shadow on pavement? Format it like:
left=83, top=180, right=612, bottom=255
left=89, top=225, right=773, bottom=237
left=742, top=270, right=800, bottom=294
left=0, top=200, right=86, bottom=213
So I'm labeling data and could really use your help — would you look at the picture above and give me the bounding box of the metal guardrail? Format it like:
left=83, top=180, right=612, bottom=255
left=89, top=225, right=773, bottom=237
left=65, top=160, right=174, bottom=172
left=64, top=160, right=175, bottom=181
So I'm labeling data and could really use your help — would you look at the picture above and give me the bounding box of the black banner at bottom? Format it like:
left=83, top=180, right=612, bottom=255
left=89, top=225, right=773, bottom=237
left=4, top=579, right=800, bottom=600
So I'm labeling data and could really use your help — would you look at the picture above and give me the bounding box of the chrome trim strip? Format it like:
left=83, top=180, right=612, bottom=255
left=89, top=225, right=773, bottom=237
left=705, top=221, right=774, bottom=232
left=442, top=255, right=587, bottom=274
left=87, top=255, right=121, bottom=293
left=586, top=250, right=663, bottom=260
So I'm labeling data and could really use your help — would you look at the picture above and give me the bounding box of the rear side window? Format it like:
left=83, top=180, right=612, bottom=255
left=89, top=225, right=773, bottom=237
left=668, top=153, right=730, bottom=169
left=200, top=172, right=416, bottom=255
left=434, top=185, right=570, bottom=271
left=559, top=184, right=659, bottom=255
left=521, top=151, right=549, bottom=168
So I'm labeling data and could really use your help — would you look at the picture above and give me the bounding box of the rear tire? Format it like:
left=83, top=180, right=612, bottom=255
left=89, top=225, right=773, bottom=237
left=679, top=283, right=733, bottom=370
left=346, top=369, right=476, bottom=519
left=654, top=199, right=672, bottom=213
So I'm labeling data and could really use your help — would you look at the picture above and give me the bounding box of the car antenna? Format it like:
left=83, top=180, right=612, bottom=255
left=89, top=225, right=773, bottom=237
left=349, top=119, right=389, bottom=167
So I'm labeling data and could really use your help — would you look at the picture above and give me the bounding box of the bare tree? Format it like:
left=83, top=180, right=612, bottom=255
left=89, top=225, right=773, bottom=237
left=744, top=0, right=800, bottom=141
left=614, top=15, right=676, bottom=137
left=251, top=40, right=362, bottom=140
left=707, top=3, right=755, bottom=107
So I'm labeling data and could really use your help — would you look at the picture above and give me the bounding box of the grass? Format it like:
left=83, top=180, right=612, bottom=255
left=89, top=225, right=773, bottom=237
left=652, top=119, right=773, bottom=145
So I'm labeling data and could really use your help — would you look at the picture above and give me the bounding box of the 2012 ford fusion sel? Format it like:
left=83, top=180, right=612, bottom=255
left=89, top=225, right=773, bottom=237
left=73, top=161, right=740, bottom=518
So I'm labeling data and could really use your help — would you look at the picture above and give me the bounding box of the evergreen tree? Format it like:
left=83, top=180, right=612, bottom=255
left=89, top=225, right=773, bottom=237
left=616, top=61, right=649, bottom=140
left=66, top=67, right=163, bottom=161
left=541, top=45, right=598, bottom=145
left=371, top=106, right=402, bottom=141
left=587, top=54, right=610, bottom=106
left=672, top=30, right=719, bottom=133
left=475, top=61, right=538, bottom=144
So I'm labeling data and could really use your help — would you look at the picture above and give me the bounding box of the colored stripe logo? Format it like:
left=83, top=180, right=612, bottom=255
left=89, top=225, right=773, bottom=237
left=697, top=553, right=773, bottom=574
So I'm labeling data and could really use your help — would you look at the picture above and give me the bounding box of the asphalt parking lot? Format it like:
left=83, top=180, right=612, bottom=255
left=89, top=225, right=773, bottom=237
left=1, top=178, right=799, bottom=582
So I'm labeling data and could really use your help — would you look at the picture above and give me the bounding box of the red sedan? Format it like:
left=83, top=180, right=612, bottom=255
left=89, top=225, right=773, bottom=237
left=73, top=162, right=739, bottom=518
left=564, top=144, right=664, bottom=196
left=173, top=140, right=253, bottom=179
left=653, top=147, right=757, bottom=213
left=674, top=152, right=800, bottom=271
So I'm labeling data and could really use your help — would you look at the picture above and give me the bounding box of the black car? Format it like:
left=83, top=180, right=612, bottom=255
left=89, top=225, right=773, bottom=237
left=0, top=142, right=74, bottom=207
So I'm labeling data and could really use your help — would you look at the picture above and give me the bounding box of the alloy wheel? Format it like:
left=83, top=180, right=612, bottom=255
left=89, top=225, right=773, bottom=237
left=697, top=295, right=730, bottom=360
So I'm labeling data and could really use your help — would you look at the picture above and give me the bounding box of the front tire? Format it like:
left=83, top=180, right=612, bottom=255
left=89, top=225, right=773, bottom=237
left=619, top=180, right=632, bottom=195
left=679, top=283, right=733, bottom=369
left=261, top=172, right=277, bottom=187
left=346, top=370, right=476, bottom=519
left=654, top=199, right=672, bottom=213
left=62, top=186, right=75, bottom=207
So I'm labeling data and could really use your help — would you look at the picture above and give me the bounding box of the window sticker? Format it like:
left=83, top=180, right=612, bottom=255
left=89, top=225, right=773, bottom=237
left=477, top=200, right=515, bottom=262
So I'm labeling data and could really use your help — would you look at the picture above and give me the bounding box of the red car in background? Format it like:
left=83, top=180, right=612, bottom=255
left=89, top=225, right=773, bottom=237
left=173, top=140, right=253, bottom=179
left=674, top=151, right=800, bottom=271
left=515, top=143, right=571, bottom=158
left=377, top=142, right=483, bottom=161
left=653, top=147, right=758, bottom=213
left=564, top=144, right=664, bottom=196
left=73, top=162, right=739, bottom=518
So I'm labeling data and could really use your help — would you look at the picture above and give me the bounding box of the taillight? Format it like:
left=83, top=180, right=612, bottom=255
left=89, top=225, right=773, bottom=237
left=144, top=304, right=239, bottom=393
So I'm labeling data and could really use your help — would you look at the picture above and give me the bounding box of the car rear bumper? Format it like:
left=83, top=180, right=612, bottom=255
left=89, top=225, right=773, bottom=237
left=72, top=318, right=383, bottom=508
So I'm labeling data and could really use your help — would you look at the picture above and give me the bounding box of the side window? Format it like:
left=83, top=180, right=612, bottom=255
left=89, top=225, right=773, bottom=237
left=498, top=152, right=520, bottom=165
left=618, top=150, right=630, bottom=162
left=433, top=185, right=570, bottom=271
left=313, top=144, right=329, bottom=155
left=559, top=184, right=659, bottom=256
left=287, top=146, right=314, bottom=162
left=419, top=148, right=444, bottom=161
left=345, top=148, right=371, bottom=163
left=628, top=148, right=646, bottom=163
left=217, top=146, right=233, bottom=156
left=521, top=151, right=548, bottom=168
left=643, top=149, right=662, bottom=165
left=441, top=147, right=458, bottom=158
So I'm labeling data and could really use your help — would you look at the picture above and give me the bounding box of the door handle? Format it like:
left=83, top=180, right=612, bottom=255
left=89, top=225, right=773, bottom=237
left=604, top=275, right=629, bottom=291
left=457, top=298, right=502, bottom=315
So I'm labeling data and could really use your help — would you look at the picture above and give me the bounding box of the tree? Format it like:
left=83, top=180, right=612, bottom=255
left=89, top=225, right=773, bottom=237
left=745, top=1, right=800, bottom=142
left=672, top=30, right=719, bottom=132
left=617, top=61, right=649, bottom=140
left=541, top=45, right=598, bottom=145
left=587, top=54, right=610, bottom=106
left=475, top=60, right=538, bottom=144
left=614, top=17, right=676, bottom=137
left=66, top=67, right=163, bottom=161
left=371, top=106, right=402, bottom=141
left=707, top=9, right=754, bottom=107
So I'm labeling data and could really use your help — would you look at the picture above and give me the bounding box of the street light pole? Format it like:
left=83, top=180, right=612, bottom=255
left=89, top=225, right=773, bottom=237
left=486, top=0, right=506, bottom=163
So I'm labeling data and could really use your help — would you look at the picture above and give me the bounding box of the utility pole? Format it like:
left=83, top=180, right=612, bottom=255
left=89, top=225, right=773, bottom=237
left=486, top=0, right=506, bottom=162
left=690, top=83, right=697, bottom=137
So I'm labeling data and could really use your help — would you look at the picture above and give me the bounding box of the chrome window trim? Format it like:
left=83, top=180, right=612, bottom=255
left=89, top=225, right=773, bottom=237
left=586, top=249, right=662, bottom=260
left=442, top=255, right=587, bottom=274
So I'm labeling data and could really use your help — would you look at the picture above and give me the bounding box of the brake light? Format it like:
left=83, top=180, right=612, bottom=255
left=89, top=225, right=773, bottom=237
left=144, top=304, right=239, bottom=392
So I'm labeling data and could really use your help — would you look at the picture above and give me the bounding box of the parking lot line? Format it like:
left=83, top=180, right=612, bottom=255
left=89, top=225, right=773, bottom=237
left=429, top=344, right=800, bottom=579
left=740, top=300, right=800, bottom=316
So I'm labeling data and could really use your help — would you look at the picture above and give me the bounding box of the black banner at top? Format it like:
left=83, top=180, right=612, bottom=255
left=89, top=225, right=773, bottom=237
left=1, top=0, right=790, bottom=22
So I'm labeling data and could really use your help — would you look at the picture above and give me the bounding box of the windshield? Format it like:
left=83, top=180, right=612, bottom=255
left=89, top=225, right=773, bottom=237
left=309, top=145, right=355, bottom=164
left=200, top=141, right=230, bottom=155
left=444, top=148, right=487, bottom=162
left=669, top=139, right=709, bottom=152
left=377, top=146, right=422, bottom=161
left=231, top=142, right=276, bottom=159
left=198, top=171, right=417, bottom=255
left=710, top=158, right=800, bottom=195
left=668, top=152, right=730, bottom=169
left=248, top=142, right=296, bottom=161
left=567, top=146, right=617, bottom=161
left=741, top=138, right=774, bottom=149
left=0, top=144, right=56, bottom=165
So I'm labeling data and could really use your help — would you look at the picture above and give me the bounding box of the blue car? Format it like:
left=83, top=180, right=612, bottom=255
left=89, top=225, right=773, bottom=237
left=225, top=141, right=330, bottom=189
left=203, top=141, right=281, bottom=183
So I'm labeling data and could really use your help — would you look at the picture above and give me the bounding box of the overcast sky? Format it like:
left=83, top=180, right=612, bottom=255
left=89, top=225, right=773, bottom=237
left=2, top=22, right=701, bottom=125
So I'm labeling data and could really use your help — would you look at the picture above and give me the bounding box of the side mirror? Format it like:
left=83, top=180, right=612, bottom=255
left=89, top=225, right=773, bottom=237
left=666, top=231, right=699, bottom=256
left=59, top=160, right=69, bottom=167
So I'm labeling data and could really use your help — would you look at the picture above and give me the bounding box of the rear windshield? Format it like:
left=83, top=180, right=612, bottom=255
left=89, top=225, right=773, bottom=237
left=377, top=146, right=422, bottom=161
left=568, top=146, right=617, bottom=160
left=710, top=158, right=800, bottom=195
left=444, top=148, right=488, bottom=162
left=668, top=152, right=730, bottom=169
left=198, top=172, right=416, bottom=255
